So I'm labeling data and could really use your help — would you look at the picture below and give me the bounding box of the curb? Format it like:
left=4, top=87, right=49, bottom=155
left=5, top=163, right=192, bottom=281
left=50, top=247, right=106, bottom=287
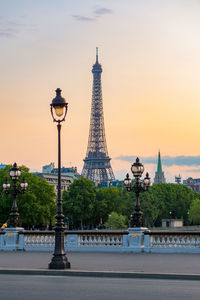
left=0, top=269, right=200, bottom=280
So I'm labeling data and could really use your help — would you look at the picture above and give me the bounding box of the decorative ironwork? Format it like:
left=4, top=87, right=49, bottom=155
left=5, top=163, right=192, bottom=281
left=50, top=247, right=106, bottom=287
left=124, top=158, right=150, bottom=228
left=3, top=163, right=28, bottom=228
left=82, top=48, right=115, bottom=184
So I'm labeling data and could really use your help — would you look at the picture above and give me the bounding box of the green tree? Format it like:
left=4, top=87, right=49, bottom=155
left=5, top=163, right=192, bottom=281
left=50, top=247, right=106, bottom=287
left=0, top=165, right=56, bottom=228
left=104, top=212, right=127, bottom=229
left=63, top=177, right=97, bottom=229
left=96, top=187, right=121, bottom=224
left=140, top=183, right=199, bottom=227
left=189, top=198, right=200, bottom=224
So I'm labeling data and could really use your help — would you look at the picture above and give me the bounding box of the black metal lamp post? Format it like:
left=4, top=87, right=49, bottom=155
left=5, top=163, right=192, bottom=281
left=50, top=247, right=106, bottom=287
left=124, top=157, right=150, bottom=228
left=3, top=163, right=28, bottom=228
left=49, top=88, right=70, bottom=269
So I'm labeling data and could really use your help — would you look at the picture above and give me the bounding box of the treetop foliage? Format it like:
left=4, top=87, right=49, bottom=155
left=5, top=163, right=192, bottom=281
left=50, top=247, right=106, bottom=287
left=63, top=178, right=200, bottom=229
left=0, top=165, right=56, bottom=228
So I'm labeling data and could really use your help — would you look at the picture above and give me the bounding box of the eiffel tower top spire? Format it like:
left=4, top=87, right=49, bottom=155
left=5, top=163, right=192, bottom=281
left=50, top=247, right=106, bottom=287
left=96, top=47, right=98, bottom=63
left=92, top=47, right=102, bottom=73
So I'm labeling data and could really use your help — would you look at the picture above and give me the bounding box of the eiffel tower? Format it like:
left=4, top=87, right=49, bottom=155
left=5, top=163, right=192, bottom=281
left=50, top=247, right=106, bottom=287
left=81, top=48, right=115, bottom=184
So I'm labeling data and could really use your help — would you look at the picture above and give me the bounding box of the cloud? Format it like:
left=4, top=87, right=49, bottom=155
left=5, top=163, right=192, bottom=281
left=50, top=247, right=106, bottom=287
left=0, top=16, right=34, bottom=39
left=185, top=168, right=200, bottom=173
left=72, top=15, right=95, bottom=22
left=94, top=8, right=114, bottom=15
left=0, top=31, right=16, bottom=38
left=116, top=155, right=200, bottom=167
left=72, top=7, right=113, bottom=22
left=0, top=27, right=19, bottom=38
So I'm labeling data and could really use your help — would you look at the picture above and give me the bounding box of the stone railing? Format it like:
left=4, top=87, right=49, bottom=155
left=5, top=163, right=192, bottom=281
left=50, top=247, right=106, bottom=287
left=76, top=231, right=127, bottom=250
left=23, top=231, right=55, bottom=251
left=21, top=230, right=129, bottom=252
left=2, top=228, right=200, bottom=253
left=144, top=231, right=200, bottom=253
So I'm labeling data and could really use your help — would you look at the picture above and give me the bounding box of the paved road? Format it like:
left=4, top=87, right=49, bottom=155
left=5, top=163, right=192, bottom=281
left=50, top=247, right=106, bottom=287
left=1, top=252, right=200, bottom=274
left=0, top=274, right=200, bottom=300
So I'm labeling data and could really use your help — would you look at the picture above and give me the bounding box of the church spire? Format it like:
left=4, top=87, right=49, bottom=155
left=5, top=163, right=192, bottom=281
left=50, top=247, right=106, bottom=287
left=157, top=151, right=163, bottom=173
left=153, top=151, right=166, bottom=184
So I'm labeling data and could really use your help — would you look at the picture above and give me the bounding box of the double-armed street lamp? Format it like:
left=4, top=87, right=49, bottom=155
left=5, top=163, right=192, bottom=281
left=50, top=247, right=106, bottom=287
left=48, top=88, right=71, bottom=269
left=124, top=157, right=151, bottom=228
left=3, top=163, right=28, bottom=228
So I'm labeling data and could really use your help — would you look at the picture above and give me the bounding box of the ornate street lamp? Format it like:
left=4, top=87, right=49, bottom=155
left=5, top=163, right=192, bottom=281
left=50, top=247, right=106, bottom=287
left=124, top=157, right=150, bottom=228
left=49, top=88, right=70, bottom=269
left=3, top=163, right=28, bottom=228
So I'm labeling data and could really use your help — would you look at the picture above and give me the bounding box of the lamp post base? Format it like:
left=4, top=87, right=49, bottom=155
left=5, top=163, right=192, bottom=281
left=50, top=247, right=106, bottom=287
left=48, top=254, right=71, bottom=269
left=130, top=211, right=143, bottom=228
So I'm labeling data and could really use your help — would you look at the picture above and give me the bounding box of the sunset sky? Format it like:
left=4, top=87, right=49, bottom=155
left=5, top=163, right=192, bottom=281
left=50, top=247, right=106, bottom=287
left=1, top=0, right=200, bottom=182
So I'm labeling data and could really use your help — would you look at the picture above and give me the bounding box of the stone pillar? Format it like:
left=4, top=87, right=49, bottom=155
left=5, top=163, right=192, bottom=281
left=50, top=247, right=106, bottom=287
left=3, top=227, right=24, bottom=250
left=128, top=227, right=148, bottom=252
left=0, top=233, right=5, bottom=250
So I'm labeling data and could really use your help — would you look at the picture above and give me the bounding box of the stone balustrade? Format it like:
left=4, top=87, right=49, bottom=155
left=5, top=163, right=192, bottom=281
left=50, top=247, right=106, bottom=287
left=144, top=231, right=200, bottom=253
left=21, top=230, right=129, bottom=252
left=1, top=228, right=200, bottom=253
left=77, top=231, right=125, bottom=250
left=23, top=231, right=55, bottom=251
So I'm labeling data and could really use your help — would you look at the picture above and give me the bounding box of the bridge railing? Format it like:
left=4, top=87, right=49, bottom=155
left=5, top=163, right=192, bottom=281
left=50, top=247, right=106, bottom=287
left=2, top=228, right=200, bottom=252
left=144, top=231, right=200, bottom=253
left=19, top=230, right=129, bottom=252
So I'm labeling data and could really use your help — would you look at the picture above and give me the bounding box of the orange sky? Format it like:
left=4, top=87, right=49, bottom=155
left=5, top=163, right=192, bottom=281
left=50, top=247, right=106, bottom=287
left=1, top=0, right=200, bottom=182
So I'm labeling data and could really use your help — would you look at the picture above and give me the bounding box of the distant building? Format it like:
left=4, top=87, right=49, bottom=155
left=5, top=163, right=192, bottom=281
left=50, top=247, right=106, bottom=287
left=42, top=163, right=80, bottom=179
left=153, top=151, right=166, bottom=184
left=162, top=219, right=183, bottom=228
left=42, top=162, right=55, bottom=173
left=34, top=163, right=80, bottom=194
left=97, top=180, right=123, bottom=189
left=175, top=174, right=182, bottom=184
left=183, top=177, right=200, bottom=193
left=110, top=180, right=124, bottom=187
left=34, top=172, right=73, bottom=194
left=52, top=167, right=80, bottom=179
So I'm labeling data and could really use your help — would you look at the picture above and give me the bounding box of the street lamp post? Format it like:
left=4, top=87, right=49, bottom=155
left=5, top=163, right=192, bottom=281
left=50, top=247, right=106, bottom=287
left=124, top=157, right=150, bottom=228
left=48, top=88, right=70, bottom=269
left=3, top=163, right=28, bottom=228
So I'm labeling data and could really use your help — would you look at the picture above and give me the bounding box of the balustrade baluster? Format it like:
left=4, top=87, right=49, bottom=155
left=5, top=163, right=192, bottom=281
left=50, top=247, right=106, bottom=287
left=104, top=235, right=108, bottom=246
left=196, top=237, right=200, bottom=247
left=171, top=237, right=175, bottom=247
left=166, top=237, right=170, bottom=248
left=191, top=237, right=195, bottom=248
left=161, top=236, right=165, bottom=247
left=88, top=235, right=92, bottom=246
left=185, top=236, right=190, bottom=247
left=152, top=236, right=156, bottom=247
left=177, top=236, right=181, bottom=247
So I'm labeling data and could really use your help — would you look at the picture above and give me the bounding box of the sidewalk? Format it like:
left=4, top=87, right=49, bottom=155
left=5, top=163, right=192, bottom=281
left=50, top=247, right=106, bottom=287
left=0, top=251, right=200, bottom=279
